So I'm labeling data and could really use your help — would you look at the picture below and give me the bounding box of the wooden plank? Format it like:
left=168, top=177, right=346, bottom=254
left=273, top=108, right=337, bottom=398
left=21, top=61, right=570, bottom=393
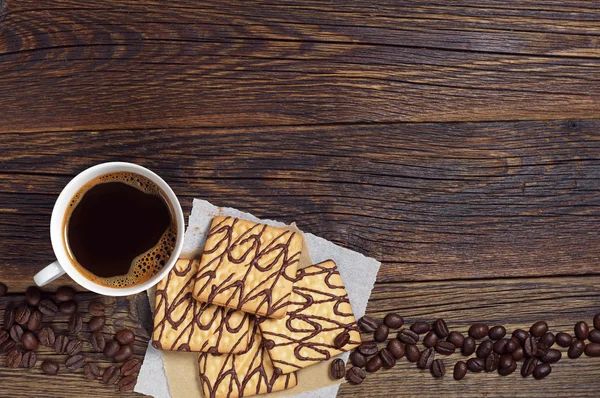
left=339, top=275, right=600, bottom=397
left=0, top=120, right=599, bottom=289
left=0, top=1, right=599, bottom=131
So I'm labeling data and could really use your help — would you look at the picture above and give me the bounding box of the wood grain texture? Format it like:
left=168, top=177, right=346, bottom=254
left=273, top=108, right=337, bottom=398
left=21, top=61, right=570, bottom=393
left=0, top=0, right=599, bottom=132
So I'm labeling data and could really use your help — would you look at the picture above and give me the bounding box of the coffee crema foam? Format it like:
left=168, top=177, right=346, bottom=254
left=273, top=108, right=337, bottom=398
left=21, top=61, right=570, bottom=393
left=65, top=172, right=177, bottom=288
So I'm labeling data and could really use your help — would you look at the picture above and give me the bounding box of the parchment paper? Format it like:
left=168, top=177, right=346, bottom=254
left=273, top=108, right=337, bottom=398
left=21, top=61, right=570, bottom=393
left=136, top=199, right=381, bottom=398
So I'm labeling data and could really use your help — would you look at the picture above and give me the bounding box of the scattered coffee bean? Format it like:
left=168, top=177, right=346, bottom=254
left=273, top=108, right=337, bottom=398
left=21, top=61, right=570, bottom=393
left=454, top=361, right=467, bottom=380
left=540, top=348, right=561, bottom=363
left=121, top=358, right=142, bottom=376
left=41, top=360, right=59, bottom=375
left=66, top=354, right=85, bottom=370
left=575, top=321, right=589, bottom=341
left=410, top=322, right=431, bottom=335
left=104, top=340, right=121, bottom=358
left=366, top=355, right=383, bottom=372
left=115, top=329, right=136, bottom=345
left=22, top=332, right=38, bottom=351
left=462, top=337, right=476, bottom=356
left=350, top=350, right=367, bottom=367
left=498, top=354, right=514, bottom=369
left=524, top=336, right=537, bottom=357
left=398, top=329, right=419, bottom=345
left=589, top=329, right=600, bottom=344
left=91, top=331, right=106, bottom=352
left=435, top=341, right=455, bottom=355
left=330, top=358, right=345, bottom=379
left=380, top=348, right=396, bottom=368
left=406, top=344, right=421, bottom=362
left=467, top=358, right=485, bottom=372
left=357, top=342, right=378, bottom=357
left=584, top=342, right=600, bottom=357
left=38, top=299, right=58, bottom=316
left=0, top=330, right=7, bottom=346
left=374, top=324, right=389, bottom=342
left=498, top=356, right=517, bottom=376
left=346, top=367, right=366, bottom=384
left=10, top=325, right=23, bottom=343
left=447, top=331, right=464, bottom=348
left=476, top=340, right=493, bottom=358
left=488, top=326, right=506, bottom=340
left=85, top=363, right=101, bottom=380
left=0, top=283, right=7, bottom=296
left=6, top=349, right=22, bottom=368
left=27, top=309, right=42, bottom=332
left=521, top=356, right=538, bottom=377
left=484, top=353, right=498, bottom=372
left=89, top=316, right=105, bottom=332
left=594, top=313, right=600, bottom=330
left=334, top=332, right=351, bottom=348
left=556, top=332, right=573, bottom=348
left=384, top=313, right=404, bottom=329
left=539, top=332, right=555, bottom=348
left=39, top=327, right=56, bottom=347
left=59, top=300, right=78, bottom=315
left=432, top=319, right=449, bottom=338
left=417, top=347, right=435, bottom=369
left=68, top=313, right=83, bottom=334
left=511, top=347, right=525, bottom=361
left=512, top=329, right=529, bottom=345
left=536, top=341, right=549, bottom=357
left=3, top=307, right=15, bottom=330
left=0, top=339, right=16, bottom=354
left=103, top=365, right=121, bottom=385
left=387, top=339, right=405, bottom=359
left=66, top=339, right=83, bottom=356
left=423, top=331, right=438, bottom=348
left=468, top=324, right=489, bottom=339
left=118, top=375, right=138, bottom=392
left=55, top=335, right=69, bottom=355
left=431, top=359, right=445, bottom=377
left=56, top=286, right=75, bottom=302
left=25, top=286, right=42, bottom=306
left=114, top=344, right=134, bottom=362
left=22, top=351, right=37, bottom=368
left=15, top=305, right=31, bottom=326
left=89, top=302, right=106, bottom=317
left=568, top=339, right=585, bottom=359
left=494, top=338, right=509, bottom=355
left=506, top=337, right=519, bottom=353
left=533, top=363, right=552, bottom=379
left=530, top=321, right=548, bottom=338
left=357, top=316, right=378, bottom=333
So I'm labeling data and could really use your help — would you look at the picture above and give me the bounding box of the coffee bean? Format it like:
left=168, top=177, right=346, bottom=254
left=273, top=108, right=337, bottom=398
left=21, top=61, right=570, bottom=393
left=41, top=360, right=59, bottom=375
left=506, top=337, right=520, bottom=353
left=334, top=332, right=350, bottom=348
left=115, top=329, right=136, bottom=345
left=584, top=342, right=600, bottom=357
left=15, top=305, right=31, bottom=326
left=432, top=319, right=449, bottom=338
left=374, top=324, right=389, bottom=343
left=22, top=351, right=37, bottom=368
left=410, top=322, right=431, bottom=335
left=380, top=348, right=396, bottom=368
left=417, top=347, right=435, bottom=369
left=366, top=355, right=383, bottom=372
left=118, top=375, right=138, bottom=392
left=512, top=329, right=529, bottom=345
left=387, top=339, right=405, bottom=359
left=0, top=338, right=16, bottom=354
left=350, top=350, right=367, bottom=367
left=357, top=342, right=378, bottom=356
left=431, top=359, right=445, bottom=377
left=114, top=344, right=134, bottom=362
left=530, top=321, right=548, bottom=337
left=0, top=330, right=7, bottom=346
left=468, top=323, right=489, bottom=339
left=66, top=339, right=83, bottom=356
left=521, top=357, right=538, bottom=377
left=383, top=313, right=404, bottom=329
left=511, top=347, right=525, bottom=361
left=398, top=329, right=419, bottom=345
left=330, top=358, right=346, bottom=379
left=493, top=338, right=509, bottom=355
left=26, top=309, right=42, bottom=332
left=533, top=363, right=552, bottom=379
left=454, top=361, right=467, bottom=380
left=539, top=332, right=555, bottom=348
left=59, top=300, right=78, bottom=315
left=39, top=327, right=56, bottom=347
left=488, top=326, right=506, bottom=340
left=435, top=341, right=455, bottom=355
left=55, top=335, right=69, bottom=354
left=476, top=340, right=493, bottom=358
left=536, top=341, right=550, bottom=357
left=66, top=354, right=85, bottom=370
left=6, top=349, right=22, bottom=368
left=423, top=331, right=438, bottom=348
left=38, top=299, right=58, bottom=316
left=484, top=353, right=498, bottom=372
left=540, top=348, right=561, bottom=363
left=467, top=358, right=484, bottom=372
left=594, top=313, right=600, bottom=330
left=89, top=316, right=105, bottom=332
left=0, top=283, right=7, bottom=296
left=498, top=354, right=514, bottom=369
left=589, top=329, right=600, bottom=344
left=498, top=358, right=517, bottom=376
left=68, top=313, right=83, bottom=334
left=85, top=363, right=101, bottom=380
left=25, top=286, right=42, bottom=306
left=56, top=286, right=75, bottom=302
left=91, top=331, right=106, bottom=352
left=104, top=340, right=121, bottom=358
left=103, top=365, right=121, bottom=385
left=3, top=307, right=15, bottom=330
left=447, top=331, right=465, bottom=348
left=89, top=302, right=106, bottom=317
left=568, top=339, right=585, bottom=359
left=10, top=325, right=23, bottom=343
left=357, top=316, right=378, bottom=333
left=22, top=332, right=38, bottom=351
left=523, top=336, right=537, bottom=357
left=346, top=367, right=366, bottom=384
left=555, top=332, right=573, bottom=348
left=406, top=344, right=420, bottom=362
left=575, top=321, right=589, bottom=340
left=121, top=358, right=142, bottom=376
left=461, top=337, right=476, bottom=356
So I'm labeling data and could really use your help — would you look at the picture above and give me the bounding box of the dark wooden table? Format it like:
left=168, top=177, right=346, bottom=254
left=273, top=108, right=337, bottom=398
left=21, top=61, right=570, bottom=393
left=1, top=1, right=599, bottom=397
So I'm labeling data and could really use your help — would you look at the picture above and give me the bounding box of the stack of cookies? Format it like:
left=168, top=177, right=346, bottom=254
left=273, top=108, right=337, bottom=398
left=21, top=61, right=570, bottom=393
left=152, top=216, right=361, bottom=398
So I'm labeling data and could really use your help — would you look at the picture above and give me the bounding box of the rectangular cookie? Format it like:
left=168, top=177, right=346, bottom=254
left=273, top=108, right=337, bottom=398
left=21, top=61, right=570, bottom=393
left=193, top=216, right=303, bottom=319
left=198, top=321, right=298, bottom=398
left=153, top=258, right=252, bottom=354
left=258, top=259, right=361, bottom=374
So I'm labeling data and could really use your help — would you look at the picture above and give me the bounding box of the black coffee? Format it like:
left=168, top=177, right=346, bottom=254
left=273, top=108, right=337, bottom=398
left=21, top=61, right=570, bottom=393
left=64, top=172, right=176, bottom=288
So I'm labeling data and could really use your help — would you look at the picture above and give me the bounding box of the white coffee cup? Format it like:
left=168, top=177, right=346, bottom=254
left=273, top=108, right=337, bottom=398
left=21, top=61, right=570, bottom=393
left=34, top=162, right=185, bottom=296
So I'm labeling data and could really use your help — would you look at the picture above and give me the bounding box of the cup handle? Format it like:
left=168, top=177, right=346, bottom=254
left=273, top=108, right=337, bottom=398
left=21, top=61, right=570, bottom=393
left=34, top=261, right=66, bottom=287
